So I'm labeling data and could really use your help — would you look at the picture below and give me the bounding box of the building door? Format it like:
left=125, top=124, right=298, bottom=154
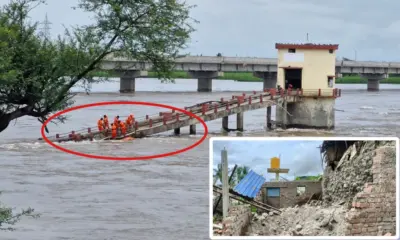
left=284, top=68, right=302, bottom=89
left=266, top=187, right=281, bottom=208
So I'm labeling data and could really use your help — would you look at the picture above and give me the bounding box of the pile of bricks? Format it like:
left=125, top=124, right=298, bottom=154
left=221, top=205, right=252, bottom=236
left=344, top=146, right=396, bottom=236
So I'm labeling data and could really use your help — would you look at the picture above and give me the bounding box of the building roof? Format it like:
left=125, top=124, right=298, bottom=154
left=233, top=170, right=266, bottom=199
left=275, top=43, right=339, bottom=50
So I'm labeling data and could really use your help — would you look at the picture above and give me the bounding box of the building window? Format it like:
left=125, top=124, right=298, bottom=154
left=267, top=187, right=280, bottom=197
left=296, top=186, right=306, bottom=196
left=328, top=76, right=334, bottom=88
left=288, top=48, right=296, bottom=53
left=329, top=49, right=334, bottom=54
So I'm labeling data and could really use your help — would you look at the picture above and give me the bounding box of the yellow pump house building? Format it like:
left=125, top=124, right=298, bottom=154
left=275, top=43, right=339, bottom=91
left=274, top=43, right=339, bottom=129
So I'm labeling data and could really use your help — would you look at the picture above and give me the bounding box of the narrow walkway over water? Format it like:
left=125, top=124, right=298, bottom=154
left=44, top=88, right=341, bottom=143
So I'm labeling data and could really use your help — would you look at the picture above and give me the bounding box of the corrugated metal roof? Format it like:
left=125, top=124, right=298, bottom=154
left=233, top=170, right=266, bottom=199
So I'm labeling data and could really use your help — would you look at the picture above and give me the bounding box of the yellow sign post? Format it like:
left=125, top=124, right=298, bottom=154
left=270, top=157, right=280, bottom=169
left=267, top=156, right=289, bottom=181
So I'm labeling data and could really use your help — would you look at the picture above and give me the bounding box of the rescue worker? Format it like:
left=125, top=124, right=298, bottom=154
left=128, top=114, right=134, bottom=130
left=119, top=120, right=127, bottom=136
left=113, top=116, right=120, bottom=135
left=111, top=123, right=117, bottom=139
left=97, top=118, right=104, bottom=132
left=103, top=115, right=110, bottom=129
left=114, top=116, right=120, bottom=127
left=125, top=117, right=131, bottom=131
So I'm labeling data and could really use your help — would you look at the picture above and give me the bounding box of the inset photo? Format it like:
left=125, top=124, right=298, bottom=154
left=209, top=137, right=399, bottom=239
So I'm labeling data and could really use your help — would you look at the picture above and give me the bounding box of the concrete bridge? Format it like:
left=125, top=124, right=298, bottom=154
left=44, top=88, right=341, bottom=143
left=100, top=56, right=400, bottom=92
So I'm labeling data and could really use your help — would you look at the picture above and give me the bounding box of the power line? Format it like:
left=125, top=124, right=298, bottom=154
left=38, top=13, right=52, bottom=40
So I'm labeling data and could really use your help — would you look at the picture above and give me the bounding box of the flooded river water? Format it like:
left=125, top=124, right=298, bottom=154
left=1, top=79, right=399, bottom=240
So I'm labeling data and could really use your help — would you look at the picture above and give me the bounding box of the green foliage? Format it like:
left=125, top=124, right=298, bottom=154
left=251, top=206, right=257, bottom=213
left=213, top=165, right=250, bottom=187
left=295, top=175, right=322, bottom=180
left=0, top=192, right=40, bottom=231
left=235, top=165, right=249, bottom=183
left=0, top=0, right=196, bottom=133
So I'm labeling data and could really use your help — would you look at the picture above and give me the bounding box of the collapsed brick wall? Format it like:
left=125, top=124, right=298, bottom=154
left=344, top=145, right=396, bottom=236
left=322, top=141, right=394, bottom=207
left=222, top=205, right=252, bottom=236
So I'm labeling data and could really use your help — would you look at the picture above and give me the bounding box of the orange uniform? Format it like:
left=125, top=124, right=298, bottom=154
left=114, top=117, right=120, bottom=127
left=120, top=122, right=126, bottom=135
left=97, top=119, right=104, bottom=131
left=103, top=116, right=109, bottom=129
left=111, top=124, right=117, bottom=139
left=128, top=114, right=134, bottom=128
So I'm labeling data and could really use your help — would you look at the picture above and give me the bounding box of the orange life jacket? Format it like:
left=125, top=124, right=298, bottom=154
left=114, top=117, right=119, bottom=127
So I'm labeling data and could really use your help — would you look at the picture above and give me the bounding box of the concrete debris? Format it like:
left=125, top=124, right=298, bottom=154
left=322, top=141, right=395, bottom=208
left=247, top=203, right=347, bottom=236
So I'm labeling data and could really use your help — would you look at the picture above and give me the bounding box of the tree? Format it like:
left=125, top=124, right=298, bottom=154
left=0, top=0, right=196, bottom=133
left=295, top=175, right=322, bottom=181
left=0, top=193, right=40, bottom=231
left=213, top=164, right=235, bottom=187
left=235, top=165, right=249, bottom=183
left=213, top=164, right=250, bottom=187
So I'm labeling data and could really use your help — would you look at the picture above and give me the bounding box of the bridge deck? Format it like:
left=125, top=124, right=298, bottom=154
left=44, top=88, right=341, bottom=143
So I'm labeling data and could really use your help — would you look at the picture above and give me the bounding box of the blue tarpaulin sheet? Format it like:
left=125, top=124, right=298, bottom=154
left=233, top=170, right=266, bottom=199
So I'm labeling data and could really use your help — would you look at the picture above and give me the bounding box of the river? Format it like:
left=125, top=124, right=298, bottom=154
left=1, top=79, right=399, bottom=240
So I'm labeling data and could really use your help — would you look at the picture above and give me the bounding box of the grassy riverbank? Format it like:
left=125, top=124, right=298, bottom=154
left=95, top=71, right=400, bottom=84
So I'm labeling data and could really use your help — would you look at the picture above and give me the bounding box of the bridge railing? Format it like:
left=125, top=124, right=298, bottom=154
left=46, top=88, right=341, bottom=141
left=299, top=88, right=341, bottom=98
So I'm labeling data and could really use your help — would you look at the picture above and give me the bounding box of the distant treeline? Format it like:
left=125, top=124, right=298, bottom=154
left=93, top=71, right=400, bottom=84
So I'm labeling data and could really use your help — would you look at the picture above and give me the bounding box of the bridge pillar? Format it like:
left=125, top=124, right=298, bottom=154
left=253, top=72, right=277, bottom=89
left=188, top=71, right=223, bottom=92
left=189, top=124, right=196, bottom=135
left=119, top=70, right=148, bottom=93
left=174, top=128, right=180, bottom=135
left=236, top=112, right=244, bottom=131
left=360, top=73, right=386, bottom=91
left=222, top=116, right=229, bottom=130
left=367, top=79, right=379, bottom=91
left=276, top=98, right=335, bottom=130
left=266, top=106, right=272, bottom=130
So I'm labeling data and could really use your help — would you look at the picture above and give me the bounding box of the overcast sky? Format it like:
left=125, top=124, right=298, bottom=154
left=212, top=140, right=324, bottom=181
left=3, top=0, right=400, bottom=61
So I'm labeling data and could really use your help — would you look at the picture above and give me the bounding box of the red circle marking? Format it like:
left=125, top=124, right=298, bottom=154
left=41, top=101, right=208, bottom=160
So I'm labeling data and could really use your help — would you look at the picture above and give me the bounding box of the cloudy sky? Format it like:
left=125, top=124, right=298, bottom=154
left=3, top=0, right=400, bottom=61
left=212, top=140, right=324, bottom=181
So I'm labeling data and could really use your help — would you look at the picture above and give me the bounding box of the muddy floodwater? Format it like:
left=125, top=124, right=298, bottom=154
left=1, top=79, right=399, bottom=240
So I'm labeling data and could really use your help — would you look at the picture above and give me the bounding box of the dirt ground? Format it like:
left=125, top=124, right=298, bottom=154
left=246, top=202, right=347, bottom=236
